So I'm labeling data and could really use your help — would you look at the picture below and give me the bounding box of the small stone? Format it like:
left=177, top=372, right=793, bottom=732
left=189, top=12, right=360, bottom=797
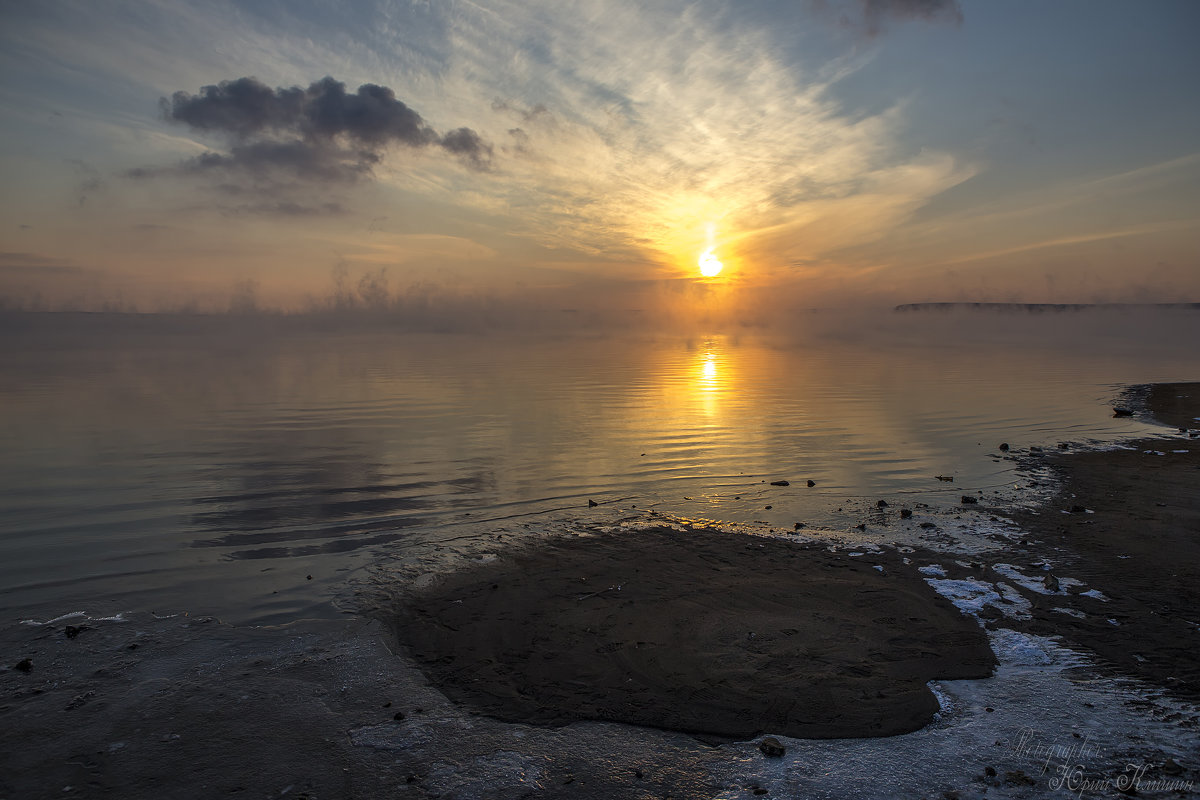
left=935, top=475, right=954, bottom=482
left=770, top=480, right=790, bottom=487
left=765, top=505, right=772, bottom=510
left=854, top=523, right=866, bottom=531
left=393, top=711, right=406, bottom=721
left=985, top=706, right=994, bottom=713
left=999, top=442, right=1009, bottom=451
left=1112, top=408, right=1134, bottom=417
left=919, top=522, right=937, bottom=529
left=588, top=499, right=598, bottom=507
left=877, top=500, right=888, bottom=508
left=1069, top=505, right=1087, bottom=513
left=64, top=625, right=87, bottom=639
left=15, top=658, right=33, bottom=673
left=306, top=575, right=313, bottom=580
left=807, top=480, right=815, bottom=487
left=984, top=766, right=997, bottom=778
left=900, top=509, right=913, bottom=519
left=794, top=522, right=805, bottom=530
left=634, top=769, right=644, bottom=780
left=1163, top=758, right=1183, bottom=776
left=759, top=737, right=785, bottom=757
left=1044, top=574, right=1060, bottom=592
left=961, top=496, right=978, bottom=505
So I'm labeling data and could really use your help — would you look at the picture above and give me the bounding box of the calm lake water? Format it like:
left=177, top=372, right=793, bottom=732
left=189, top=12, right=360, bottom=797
left=1, top=309, right=1196, bottom=623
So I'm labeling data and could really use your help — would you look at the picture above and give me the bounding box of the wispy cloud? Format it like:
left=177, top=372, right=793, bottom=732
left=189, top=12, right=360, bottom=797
left=376, top=0, right=972, bottom=278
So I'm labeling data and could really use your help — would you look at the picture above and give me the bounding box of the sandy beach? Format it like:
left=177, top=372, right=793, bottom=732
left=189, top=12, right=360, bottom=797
left=2, top=383, right=1198, bottom=798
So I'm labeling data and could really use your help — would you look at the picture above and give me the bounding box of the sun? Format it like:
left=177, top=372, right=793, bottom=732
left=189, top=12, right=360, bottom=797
left=699, top=248, right=723, bottom=278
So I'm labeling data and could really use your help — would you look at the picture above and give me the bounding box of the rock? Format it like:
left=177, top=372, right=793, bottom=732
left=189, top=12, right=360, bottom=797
left=794, top=522, right=805, bottom=530
left=770, top=480, right=790, bottom=487
left=900, top=509, right=913, bottom=519
left=1044, top=574, right=1060, bottom=592
left=588, top=499, right=598, bottom=507
left=961, top=496, right=978, bottom=505
left=999, top=442, right=1009, bottom=451
left=936, top=475, right=954, bottom=482
left=984, top=766, right=997, bottom=778
left=15, top=658, right=32, bottom=673
left=1163, top=758, right=1183, bottom=776
left=1069, top=505, right=1088, bottom=513
left=807, top=480, right=816, bottom=487
left=393, top=711, right=406, bottom=721
left=919, top=522, right=937, bottom=529
left=306, top=575, right=312, bottom=580
left=876, top=500, right=888, bottom=508
left=64, top=625, right=89, bottom=639
left=1112, top=407, right=1134, bottom=417
left=1058, top=442, right=1070, bottom=449
left=854, top=523, right=867, bottom=531
left=765, top=505, right=772, bottom=510
left=759, top=737, right=785, bottom=757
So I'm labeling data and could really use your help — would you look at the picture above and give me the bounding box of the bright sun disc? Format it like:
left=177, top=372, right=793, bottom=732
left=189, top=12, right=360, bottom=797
left=699, top=248, right=723, bottom=277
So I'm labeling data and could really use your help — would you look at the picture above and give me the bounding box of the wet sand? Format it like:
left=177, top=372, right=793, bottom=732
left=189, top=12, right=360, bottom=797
left=391, top=527, right=996, bottom=740
left=1010, top=382, right=1200, bottom=701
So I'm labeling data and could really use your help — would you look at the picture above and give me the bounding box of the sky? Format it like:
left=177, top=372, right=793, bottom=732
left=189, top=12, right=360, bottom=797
left=1, top=0, right=1198, bottom=319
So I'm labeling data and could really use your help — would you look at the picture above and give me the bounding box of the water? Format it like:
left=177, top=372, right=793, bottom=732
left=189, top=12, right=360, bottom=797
left=1, top=309, right=1196, bottom=624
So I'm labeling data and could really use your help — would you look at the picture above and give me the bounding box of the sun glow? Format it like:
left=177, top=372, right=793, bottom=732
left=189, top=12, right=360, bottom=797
left=699, top=248, right=723, bottom=277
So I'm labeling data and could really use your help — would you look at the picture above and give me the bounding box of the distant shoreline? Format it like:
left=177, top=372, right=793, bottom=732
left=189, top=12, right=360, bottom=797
left=895, top=301, right=1200, bottom=312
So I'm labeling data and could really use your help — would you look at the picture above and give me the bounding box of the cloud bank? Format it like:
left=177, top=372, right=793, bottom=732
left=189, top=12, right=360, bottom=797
left=132, top=76, right=492, bottom=186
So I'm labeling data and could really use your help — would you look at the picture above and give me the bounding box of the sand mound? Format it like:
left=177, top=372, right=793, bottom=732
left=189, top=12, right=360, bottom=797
left=391, top=527, right=996, bottom=740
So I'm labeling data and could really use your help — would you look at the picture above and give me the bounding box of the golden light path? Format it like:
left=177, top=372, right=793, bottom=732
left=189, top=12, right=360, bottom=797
left=699, top=248, right=723, bottom=278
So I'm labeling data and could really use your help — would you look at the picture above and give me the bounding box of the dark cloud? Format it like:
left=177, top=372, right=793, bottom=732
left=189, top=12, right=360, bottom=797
left=813, top=0, right=963, bottom=36
left=862, top=0, right=962, bottom=31
left=140, top=76, right=492, bottom=186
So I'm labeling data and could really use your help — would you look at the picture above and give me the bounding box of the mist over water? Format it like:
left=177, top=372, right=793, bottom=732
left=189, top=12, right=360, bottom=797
left=1, top=307, right=1196, bottom=623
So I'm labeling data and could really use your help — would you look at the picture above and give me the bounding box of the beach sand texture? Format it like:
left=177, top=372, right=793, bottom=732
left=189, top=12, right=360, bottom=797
left=391, top=528, right=996, bottom=740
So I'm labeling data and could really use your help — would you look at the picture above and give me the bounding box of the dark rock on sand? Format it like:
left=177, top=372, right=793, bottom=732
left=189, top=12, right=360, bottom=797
left=390, top=527, right=996, bottom=740
left=807, top=480, right=816, bottom=487
left=936, top=475, right=953, bottom=482
left=1113, top=407, right=1134, bottom=417
left=900, top=509, right=913, bottom=519
left=794, top=522, right=805, bottom=530
left=770, top=480, right=790, bottom=487
left=1068, top=505, right=1088, bottom=513
left=588, top=499, right=598, bottom=507
left=999, top=443, right=1010, bottom=451
left=14, top=658, right=32, bottom=673
left=759, top=737, right=786, bottom=757
left=876, top=500, right=888, bottom=508
left=961, top=496, right=978, bottom=505
left=64, top=625, right=89, bottom=639
left=1043, top=574, right=1060, bottom=593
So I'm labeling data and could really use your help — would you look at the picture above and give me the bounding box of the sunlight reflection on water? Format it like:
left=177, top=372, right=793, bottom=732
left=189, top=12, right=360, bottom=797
left=0, top=311, right=1197, bottom=622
